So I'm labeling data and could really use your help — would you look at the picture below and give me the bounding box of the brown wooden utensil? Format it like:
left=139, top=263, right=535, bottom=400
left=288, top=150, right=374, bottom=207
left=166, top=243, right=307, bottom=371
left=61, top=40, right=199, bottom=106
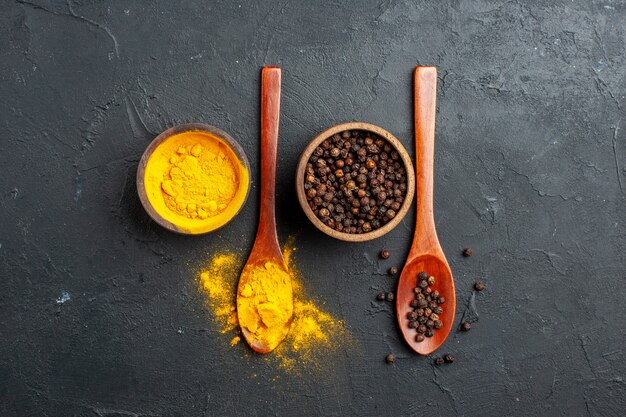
left=396, top=66, right=456, bottom=355
left=237, top=67, right=293, bottom=353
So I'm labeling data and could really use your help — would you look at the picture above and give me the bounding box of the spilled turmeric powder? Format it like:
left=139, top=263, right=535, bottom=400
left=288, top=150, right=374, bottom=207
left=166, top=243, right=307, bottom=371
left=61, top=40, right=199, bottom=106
left=237, top=261, right=293, bottom=352
left=143, top=130, right=249, bottom=234
left=199, top=253, right=240, bottom=335
left=197, top=239, right=351, bottom=373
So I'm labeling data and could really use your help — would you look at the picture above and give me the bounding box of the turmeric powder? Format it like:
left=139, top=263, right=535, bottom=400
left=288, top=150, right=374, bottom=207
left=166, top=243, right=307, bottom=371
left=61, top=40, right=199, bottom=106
left=197, top=239, right=352, bottom=373
left=237, top=261, right=293, bottom=352
left=143, top=130, right=249, bottom=234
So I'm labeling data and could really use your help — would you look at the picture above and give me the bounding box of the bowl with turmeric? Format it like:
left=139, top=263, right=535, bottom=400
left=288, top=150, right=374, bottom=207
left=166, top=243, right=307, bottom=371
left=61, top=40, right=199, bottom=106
left=137, top=123, right=250, bottom=234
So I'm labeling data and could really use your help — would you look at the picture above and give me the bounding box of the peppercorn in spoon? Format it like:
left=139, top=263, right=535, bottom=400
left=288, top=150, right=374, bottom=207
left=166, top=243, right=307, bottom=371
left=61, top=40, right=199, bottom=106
left=396, top=67, right=456, bottom=355
left=237, top=67, right=293, bottom=354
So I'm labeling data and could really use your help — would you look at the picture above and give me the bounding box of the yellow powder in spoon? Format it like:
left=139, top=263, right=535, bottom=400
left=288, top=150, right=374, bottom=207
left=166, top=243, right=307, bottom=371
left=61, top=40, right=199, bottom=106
left=197, top=239, right=351, bottom=373
left=236, top=261, right=293, bottom=351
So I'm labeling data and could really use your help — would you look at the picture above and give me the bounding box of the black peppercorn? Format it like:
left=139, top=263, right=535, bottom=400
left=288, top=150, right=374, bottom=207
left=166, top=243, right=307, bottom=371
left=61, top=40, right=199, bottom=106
left=418, top=271, right=428, bottom=280
left=417, top=325, right=427, bottom=334
left=425, top=328, right=434, bottom=337
left=380, top=249, right=390, bottom=259
left=408, top=321, right=418, bottom=329
left=376, top=292, right=386, bottom=301
left=434, top=357, right=445, bottom=366
left=461, top=322, right=471, bottom=331
left=388, top=266, right=398, bottom=276
left=474, top=280, right=486, bottom=291
left=385, top=292, right=394, bottom=302
left=416, top=334, right=425, bottom=343
left=462, top=248, right=473, bottom=257
left=434, top=320, right=443, bottom=329
left=410, top=300, right=419, bottom=308
left=419, top=280, right=428, bottom=289
left=437, top=297, right=445, bottom=304
left=444, top=354, right=455, bottom=363
left=385, top=354, right=396, bottom=364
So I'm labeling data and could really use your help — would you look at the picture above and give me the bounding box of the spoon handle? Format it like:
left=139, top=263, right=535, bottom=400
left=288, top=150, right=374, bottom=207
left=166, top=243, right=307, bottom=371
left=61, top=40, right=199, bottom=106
left=254, top=67, right=282, bottom=255
left=412, top=66, right=438, bottom=253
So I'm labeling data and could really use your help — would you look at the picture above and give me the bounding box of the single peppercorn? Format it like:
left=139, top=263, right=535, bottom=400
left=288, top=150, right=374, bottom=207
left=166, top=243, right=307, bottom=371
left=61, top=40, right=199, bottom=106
left=427, top=276, right=436, bottom=285
left=434, top=320, right=443, bottom=329
left=419, top=280, right=428, bottom=289
left=461, top=322, right=471, bottom=331
left=462, top=248, right=473, bottom=257
left=418, top=271, right=428, bottom=280
left=388, top=266, right=399, bottom=276
left=380, top=249, right=390, bottom=259
left=416, top=334, right=425, bottom=343
left=385, top=354, right=396, bottom=364
left=434, top=357, right=445, bottom=366
left=408, top=321, right=418, bottom=329
left=376, top=292, right=386, bottom=301
left=437, top=297, right=445, bottom=304
left=425, top=328, right=434, bottom=337
left=410, top=300, right=419, bottom=308
left=444, top=354, right=455, bottom=363
left=474, top=280, right=486, bottom=291
left=385, top=292, right=394, bottom=302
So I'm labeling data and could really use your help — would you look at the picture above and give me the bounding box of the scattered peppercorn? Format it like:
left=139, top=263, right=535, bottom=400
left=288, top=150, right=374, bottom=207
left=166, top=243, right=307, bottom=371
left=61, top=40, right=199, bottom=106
left=434, top=357, right=445, bottom=366
left=388, top=266, right=398, bottom=276
left=462, top=248, right=473, bottom=257
left=376, top=292, right=386, bottom=301
left=474, top=280, right=486, bottom=291
left=380, top=248, right=390, bottom=259
left=385, top=292, right=394, bottom=302
left=444, top=354, right=455, bottom=363
left=385, top=354, right=396, bottom=364
left=304, top=130, right=408, bottom=234
left=461, top=321, right=472, bottom=331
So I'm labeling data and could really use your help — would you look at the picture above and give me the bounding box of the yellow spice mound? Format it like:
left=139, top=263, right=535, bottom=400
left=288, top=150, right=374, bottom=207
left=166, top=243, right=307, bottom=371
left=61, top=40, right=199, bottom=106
left=197, top=240, right=352, bottom=373
left=143, top=130, right=249, bottom=234
left=237, top=261, right=293, bottom=352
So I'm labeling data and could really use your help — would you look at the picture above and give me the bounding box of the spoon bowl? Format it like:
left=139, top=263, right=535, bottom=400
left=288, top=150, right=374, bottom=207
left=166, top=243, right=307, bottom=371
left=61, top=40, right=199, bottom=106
left=397, top=255, right=455, bottom=354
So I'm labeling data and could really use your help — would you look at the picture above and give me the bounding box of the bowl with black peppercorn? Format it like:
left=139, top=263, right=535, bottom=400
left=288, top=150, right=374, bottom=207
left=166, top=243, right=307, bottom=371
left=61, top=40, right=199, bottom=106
left=296, top=122, right=415, bottom=242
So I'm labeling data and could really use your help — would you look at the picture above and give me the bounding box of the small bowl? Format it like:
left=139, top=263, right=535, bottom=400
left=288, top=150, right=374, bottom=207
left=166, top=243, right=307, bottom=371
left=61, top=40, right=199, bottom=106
left=296, top=122, right=415, bottom=242
left=137, top=123, right=250, bottom=235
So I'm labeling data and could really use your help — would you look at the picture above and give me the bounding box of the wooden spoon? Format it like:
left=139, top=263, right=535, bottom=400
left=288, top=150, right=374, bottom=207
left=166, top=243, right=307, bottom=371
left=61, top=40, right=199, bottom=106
left=396, top=66, right=456, bottom=355
left=237, top=66, right=292, bottom=353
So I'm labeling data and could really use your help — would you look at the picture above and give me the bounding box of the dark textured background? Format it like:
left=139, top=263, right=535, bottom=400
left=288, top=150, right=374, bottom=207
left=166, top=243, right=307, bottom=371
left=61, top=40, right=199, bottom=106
left=1, top=0, right=625, bottom=416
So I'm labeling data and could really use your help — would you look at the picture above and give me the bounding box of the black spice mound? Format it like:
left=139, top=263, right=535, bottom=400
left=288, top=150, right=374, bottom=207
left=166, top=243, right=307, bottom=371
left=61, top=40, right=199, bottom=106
left=304, top=130, right=408, bottom=234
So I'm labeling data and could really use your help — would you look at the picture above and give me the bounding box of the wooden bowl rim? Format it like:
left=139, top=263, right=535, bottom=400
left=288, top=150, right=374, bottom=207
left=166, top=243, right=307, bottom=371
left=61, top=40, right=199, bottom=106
left=295, top=122, right=415, bottom=242
left=136, top=123, right=251, bottom=235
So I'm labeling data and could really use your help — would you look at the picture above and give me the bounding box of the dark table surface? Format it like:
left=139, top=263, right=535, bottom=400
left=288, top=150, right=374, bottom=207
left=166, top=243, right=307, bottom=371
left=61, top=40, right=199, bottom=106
left=1, top=1, right=625, bottom=416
